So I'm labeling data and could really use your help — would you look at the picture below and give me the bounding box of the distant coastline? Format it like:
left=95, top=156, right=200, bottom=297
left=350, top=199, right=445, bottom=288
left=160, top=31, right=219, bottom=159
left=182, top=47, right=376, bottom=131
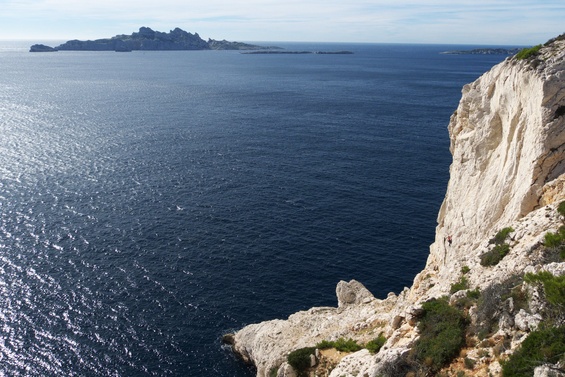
left=30, top=27, right=280, bottom=52
left=440, top=47, right=521, bottom=55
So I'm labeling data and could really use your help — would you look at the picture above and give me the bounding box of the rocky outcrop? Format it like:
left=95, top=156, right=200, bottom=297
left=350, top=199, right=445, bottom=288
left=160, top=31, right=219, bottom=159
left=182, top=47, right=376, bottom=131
left=441, top=48, right=521, bottom=55
left=33, top=27, right=275, bottom=52
left=229, top=35, right=565, bottom=377
left=207, top=39, right=281, bottom=51
left=29, top=44, right=58, bottom=52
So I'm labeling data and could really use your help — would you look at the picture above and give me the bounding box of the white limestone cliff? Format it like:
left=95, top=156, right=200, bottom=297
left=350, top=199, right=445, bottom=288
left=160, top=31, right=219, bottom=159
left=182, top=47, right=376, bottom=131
left=229, top=36, right=565, bottom=377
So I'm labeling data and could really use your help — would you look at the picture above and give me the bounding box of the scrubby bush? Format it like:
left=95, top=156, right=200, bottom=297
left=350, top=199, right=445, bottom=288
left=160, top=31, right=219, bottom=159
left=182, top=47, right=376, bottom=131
left=450, top=276, right=469, bottom=294
left=315, top=340, right=334, bottom=350
left=454, top=287, right=481, bottom=310
left=489, top=227, right=514, bottom=245
left=515, top=45, right=542, bottom=60
left=333, top=338, right=362, bottom=352
left=412, top=298, right=467, bottom=374
left=558, top=201, right=565, bottom=218
left=466, top=288, right=481, bottom=300
left=482, top=227, right=514, bottom=266
left=502, top=326, right=565, bottom=377
left=464, top=356, right=476, bottom=370
left=461, top=265, right=470, bottom=274
left=543, top=225, right=565, bottom=260
left=366, top=335, right=386, bottom=354
left=473, top=276, right=523, bottom=339
left=315, top=338, right=362, bottom=353
left=544, top=230, right=564, bottom=248
left=287, top=347, right=316, bottom=376
left=480, top=243, right=511, bottom=266
left=269, top=367, right=278, bottom=377
left=525, top=271, right=565, bottom=311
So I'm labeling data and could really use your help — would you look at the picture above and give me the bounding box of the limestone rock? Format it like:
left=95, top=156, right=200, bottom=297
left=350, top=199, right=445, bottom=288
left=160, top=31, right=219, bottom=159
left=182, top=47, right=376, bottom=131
left=336, top=279, right=375, bottom=307
left=327, top=349, right=373, bottom=377
left=514, top=309, right=542, bottom=331
left=276, top=362, right=297, bottom=377
left=232, top=280, right=392, bottom=377
left=534, top=364, right=565, bottom=377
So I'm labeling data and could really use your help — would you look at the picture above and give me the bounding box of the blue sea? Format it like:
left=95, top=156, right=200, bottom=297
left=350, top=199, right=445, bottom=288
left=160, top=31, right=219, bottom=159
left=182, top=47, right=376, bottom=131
left=0, top=41, right=509, bottom=376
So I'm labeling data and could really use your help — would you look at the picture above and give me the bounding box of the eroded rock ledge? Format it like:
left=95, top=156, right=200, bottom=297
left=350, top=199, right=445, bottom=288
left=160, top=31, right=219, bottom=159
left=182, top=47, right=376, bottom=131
left=228, top=35, right=565, bottom=377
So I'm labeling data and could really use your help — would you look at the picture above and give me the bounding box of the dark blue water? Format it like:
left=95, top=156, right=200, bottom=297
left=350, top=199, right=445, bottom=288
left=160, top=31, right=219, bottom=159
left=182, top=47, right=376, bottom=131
left=0, top=42, right=508, bottom=376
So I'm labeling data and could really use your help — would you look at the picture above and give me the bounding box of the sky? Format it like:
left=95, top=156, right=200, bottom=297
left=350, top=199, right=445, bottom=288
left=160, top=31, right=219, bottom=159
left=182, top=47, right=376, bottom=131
left=1, top=0, right=564, bottom=45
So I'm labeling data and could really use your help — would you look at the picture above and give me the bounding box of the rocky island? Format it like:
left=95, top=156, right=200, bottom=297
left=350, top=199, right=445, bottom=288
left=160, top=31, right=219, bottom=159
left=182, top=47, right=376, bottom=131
left=441, top=48, right=522, bottom=55
left=226, top=35, right=565, bottom=376
left=30, top=27, right=278, bottom=52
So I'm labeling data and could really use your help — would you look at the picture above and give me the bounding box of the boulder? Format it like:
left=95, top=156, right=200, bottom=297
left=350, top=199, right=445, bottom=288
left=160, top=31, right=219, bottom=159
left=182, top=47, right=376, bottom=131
left=336, top=280, right=375, bottom=307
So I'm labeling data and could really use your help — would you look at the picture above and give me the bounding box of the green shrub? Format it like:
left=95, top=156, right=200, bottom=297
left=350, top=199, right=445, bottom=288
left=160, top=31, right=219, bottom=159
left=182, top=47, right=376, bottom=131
left=412, top=298, right=467, bottom=374
left=453, top=287, right=481, bottom=310
left=464, top=356, right=476, bottom=370
left=287, top=347, right=316, bottom=376
left=480, top=243, right=511, bottom=266
left=482, top=227, right=514, bottom=266
left=515, top=45, right=542, bottom=60
left=315, top=338, right=362, bottom=353
left=543, top=225, right=565, bottom=259
left=489, top=227, right=514, bottom=245
left=315, top=340, right=334, bottom=350
left=466, top=288, right=481, bottom=300
left=524, top=271, right=565, bottom=307
left=333, top=338, right=362, bottom=352
left=473, top=276, right=523, bottom=339
left=269, top=367, right=278, bottom=377
left=525, top=271, right=565, bottom=324
left=450, top=276, right=469, bottom=294
left=544, top=230, right=563, bottom=248
left=557, top=201, right=565, bottom=218
left=366, top=335, right=386, bottom=354
left=461, top=265, right=470, bottom=274
left=502, top=326, right=565, bottom=377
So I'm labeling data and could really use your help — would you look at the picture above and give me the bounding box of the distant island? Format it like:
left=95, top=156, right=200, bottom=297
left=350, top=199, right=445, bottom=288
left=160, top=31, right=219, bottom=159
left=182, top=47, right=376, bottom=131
left=440, top=48, right=522, bottom=55
left=30, top=27, right=280, bottom=52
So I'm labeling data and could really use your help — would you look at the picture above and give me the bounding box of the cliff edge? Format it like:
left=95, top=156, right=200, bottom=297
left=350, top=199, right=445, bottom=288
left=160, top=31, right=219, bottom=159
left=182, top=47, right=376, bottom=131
left=228, top=35, right=565, bottom=377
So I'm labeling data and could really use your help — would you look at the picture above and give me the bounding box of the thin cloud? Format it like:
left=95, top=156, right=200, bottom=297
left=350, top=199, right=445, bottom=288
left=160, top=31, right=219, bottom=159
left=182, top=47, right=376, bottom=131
left=0, top=0, right=563, bottom=43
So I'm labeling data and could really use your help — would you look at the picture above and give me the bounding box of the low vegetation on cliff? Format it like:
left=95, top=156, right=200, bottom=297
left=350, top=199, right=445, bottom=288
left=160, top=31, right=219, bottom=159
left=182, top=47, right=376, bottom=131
left=480, top=227, right=514, bottom=266
left=515, top=44, right=542, bottom=60
left=411, top=298, right=468, bottom=374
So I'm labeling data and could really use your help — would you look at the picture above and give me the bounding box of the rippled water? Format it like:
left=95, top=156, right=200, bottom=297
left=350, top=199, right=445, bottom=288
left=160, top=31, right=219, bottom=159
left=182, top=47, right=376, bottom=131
left=0, top=42, right=508, bottom=376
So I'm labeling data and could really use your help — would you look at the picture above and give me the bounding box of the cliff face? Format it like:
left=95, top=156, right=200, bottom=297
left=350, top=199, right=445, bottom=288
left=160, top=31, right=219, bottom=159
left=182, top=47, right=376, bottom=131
left=429, top=40, right=565, bottom=278
left=230, top=36, right=565, bottom=377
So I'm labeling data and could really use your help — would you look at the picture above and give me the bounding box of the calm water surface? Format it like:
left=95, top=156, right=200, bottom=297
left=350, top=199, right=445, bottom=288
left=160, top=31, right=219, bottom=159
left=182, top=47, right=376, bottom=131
left=0, top=41, right=510, bottom=376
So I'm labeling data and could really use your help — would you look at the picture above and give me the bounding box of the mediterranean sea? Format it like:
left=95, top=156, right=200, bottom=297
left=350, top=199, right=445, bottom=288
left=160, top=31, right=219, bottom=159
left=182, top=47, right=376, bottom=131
left=0, top=41, right=511, bottom=376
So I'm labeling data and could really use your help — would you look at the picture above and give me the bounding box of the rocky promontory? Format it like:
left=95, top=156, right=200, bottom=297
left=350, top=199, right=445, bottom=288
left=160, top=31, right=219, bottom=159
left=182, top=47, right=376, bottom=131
left=29, top=44, right=58, bottom=52
left=228, top=35, right=565, bottom=377
left=31, top=27, right=276, bottom=52
left=441, top=48, right=522, bottom=55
